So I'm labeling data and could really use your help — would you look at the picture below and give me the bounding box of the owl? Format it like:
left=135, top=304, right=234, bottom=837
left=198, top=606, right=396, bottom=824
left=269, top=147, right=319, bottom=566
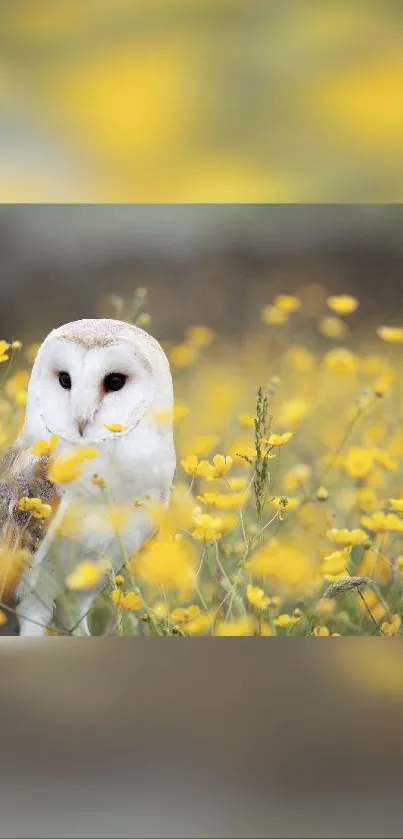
left=0, top=319, right=176, bottom=636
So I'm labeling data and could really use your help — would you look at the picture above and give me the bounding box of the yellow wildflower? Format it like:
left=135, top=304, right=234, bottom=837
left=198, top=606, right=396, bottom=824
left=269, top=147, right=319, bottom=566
left=344, top=446, right=374, bottom=478
left=104, top=423, right=128, bottom=433
left=11, top=340, right=22, bottom=350
left=215, top=616, right=256, bottom=636
left=0, top=545, right=29, bottom=599
left=267, top=432, right=293, bottom=447
left=17, top=496, right=52, bottom=519
left=171, top=604, right=200, bottom=624
left=214, top=491, right=249, bottom=510
left=318, top=316, right=347, bottom=339
left=320, top=548, right=351, bottom=579
left=316, top=599, right=336, bottom=617
left=49, top=447, right=97, bottom=483
left=270, top=496, right=299, bottom=512
left=0, top=609, right=7, bottom=626
left=278, top=398, right=309, bottom=428
left=181, top=455, right=212, bottom=478
left=377, top=326, right=403, bottom=343
left=111, top=590, right=143, bottom=611
left=185, top=325, right=215, bottom=348
left=372, top=449, right=399, bottom=471
left=390, top=498, right=403, bottom=512
left=261, top=305, right=288, bottom=325
left=192, top=511, right=222, bottom=543
left=274, top=613, right=300, bottom=629
left=246, top=539, right=312, bottom=588
left=316, top=486, right=329, bottom=502
left=246, top=584, right=270, bottom=610
left=204, top=454, right=233, bottom=481
left=184, top=613, right=212, bottom=635
left=274, top=294, right=301, bottom=313
left=0, top=340, right=10, bottom=358
left=381, top=615, right=401, bottom=637
left=313, top=626, right=330, bottom=636
left=31, top=435, right=59, bottom=457
left=66, top=559, right=109, bottom=591
left=356, top=488, right=382, bottom=512
left=324, top=348, right=357, bottom=376
left=361, top=511, right=403, bottom=533
left=228, top=440, right=257, bottom=464
left=169, top=342, right=197, bottom=370
left=327, top=528, right=367, bottom=546
left=132, top=531, right=196, bottom=593
left=327, top=295, right=359, bottom=315
left=287, top=345, right=315, bottom=373
left=114, top=574, right=124, bottom=586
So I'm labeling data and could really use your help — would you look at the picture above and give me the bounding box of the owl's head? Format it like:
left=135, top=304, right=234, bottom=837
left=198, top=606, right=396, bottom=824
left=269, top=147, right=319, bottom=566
left=24, top=319, right=173, bottom=444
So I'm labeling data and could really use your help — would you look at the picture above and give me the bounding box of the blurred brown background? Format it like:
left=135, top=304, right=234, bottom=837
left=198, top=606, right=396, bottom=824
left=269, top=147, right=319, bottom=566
left=1, top=204, right=403, bottom=345
left=0, top=1, right=402, bottom=202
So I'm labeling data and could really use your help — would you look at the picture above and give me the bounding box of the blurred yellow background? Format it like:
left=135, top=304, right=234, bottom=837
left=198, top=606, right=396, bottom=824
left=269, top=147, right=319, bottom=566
left=1, top=0, right=402, bottom=202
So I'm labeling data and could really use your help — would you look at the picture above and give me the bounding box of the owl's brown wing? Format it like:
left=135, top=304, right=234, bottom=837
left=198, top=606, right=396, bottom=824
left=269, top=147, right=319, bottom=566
left=0, top=441, right=61, bottom=602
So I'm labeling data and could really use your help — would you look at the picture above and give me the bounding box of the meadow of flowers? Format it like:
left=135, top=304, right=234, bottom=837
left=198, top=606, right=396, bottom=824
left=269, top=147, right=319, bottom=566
left=2, top=284, right=403, bottom=636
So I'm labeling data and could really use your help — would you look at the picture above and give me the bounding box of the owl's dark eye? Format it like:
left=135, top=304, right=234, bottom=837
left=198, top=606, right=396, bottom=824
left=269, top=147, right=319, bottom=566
left=58, top=371, right=72, bottom=390
left=103, top=373, right=127, bottom=392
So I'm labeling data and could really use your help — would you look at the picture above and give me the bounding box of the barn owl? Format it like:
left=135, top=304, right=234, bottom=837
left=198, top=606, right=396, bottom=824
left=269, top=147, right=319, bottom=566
left=0, top=319, right=176, bottom=636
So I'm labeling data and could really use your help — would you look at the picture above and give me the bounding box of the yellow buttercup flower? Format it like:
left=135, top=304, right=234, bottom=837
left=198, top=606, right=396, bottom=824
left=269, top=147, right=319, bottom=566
left=361, top=511, right=403, bottom=533
left=48, top=448, right=98, bottom=484
left=111, top=590, right=143, bottom=611
left=192, top=511, right=222, bottom=543
left=132, top=531, right=196, bottom=594
left=278, top=398, right=309, bottom=428
left=389, top=499, right=403, bottom=512
left=261, top=305, right=288, bottom=325
left=185, top=326, right=215, bottom=348
left=181, top=455, right=212, bottom=478
left=0, top=609, right=7, bottom=626
left=313, top=626, right=330, bottom=636
left=274, top=613, right=300, bottom=629
left=17, top=496, right=52, bottom=519
left=377, top=326, right=403, bottom=343
left=31, top=434, right=59, bottom=457
left=267, top=432, right=293, bottom=447
left=66, top=559, right=109, bottom=591
left=0, top=340, right=10, bottom=358
left=324, top=348, right=357, bottom=376
left=286, top=345, right=315, bottom=373
left=246, top=584, right=270, bottom=610
left=320, top=548, right=351, bottom=579
left=204, top=454, right=233, bottom=481
left=381, top=615, right=401, bottom=636
left=274, top=294, right=301, bottom=313
left=327, top=528, right=367, bottom=546
left=270, top=496, right=299, bottom=512
left=169, top=342, right=197, bottom=370
left=215, top=616, right=256, bottom=636
left=327, top=295, right=359, bottom=315
left=344, top=446, right=374, bottom=478
left=318, top=316, right=347, bottom=339
left=104, top=423, right=128, bottom=433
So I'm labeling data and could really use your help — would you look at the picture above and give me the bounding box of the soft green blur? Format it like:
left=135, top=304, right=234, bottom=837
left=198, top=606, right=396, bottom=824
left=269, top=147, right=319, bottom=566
left=0, top=0, right=402, bottom=201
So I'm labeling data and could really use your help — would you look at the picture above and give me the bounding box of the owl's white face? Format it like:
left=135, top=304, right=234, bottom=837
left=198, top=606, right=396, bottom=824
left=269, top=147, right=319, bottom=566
left=27, top=337, right=159, bottom=444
